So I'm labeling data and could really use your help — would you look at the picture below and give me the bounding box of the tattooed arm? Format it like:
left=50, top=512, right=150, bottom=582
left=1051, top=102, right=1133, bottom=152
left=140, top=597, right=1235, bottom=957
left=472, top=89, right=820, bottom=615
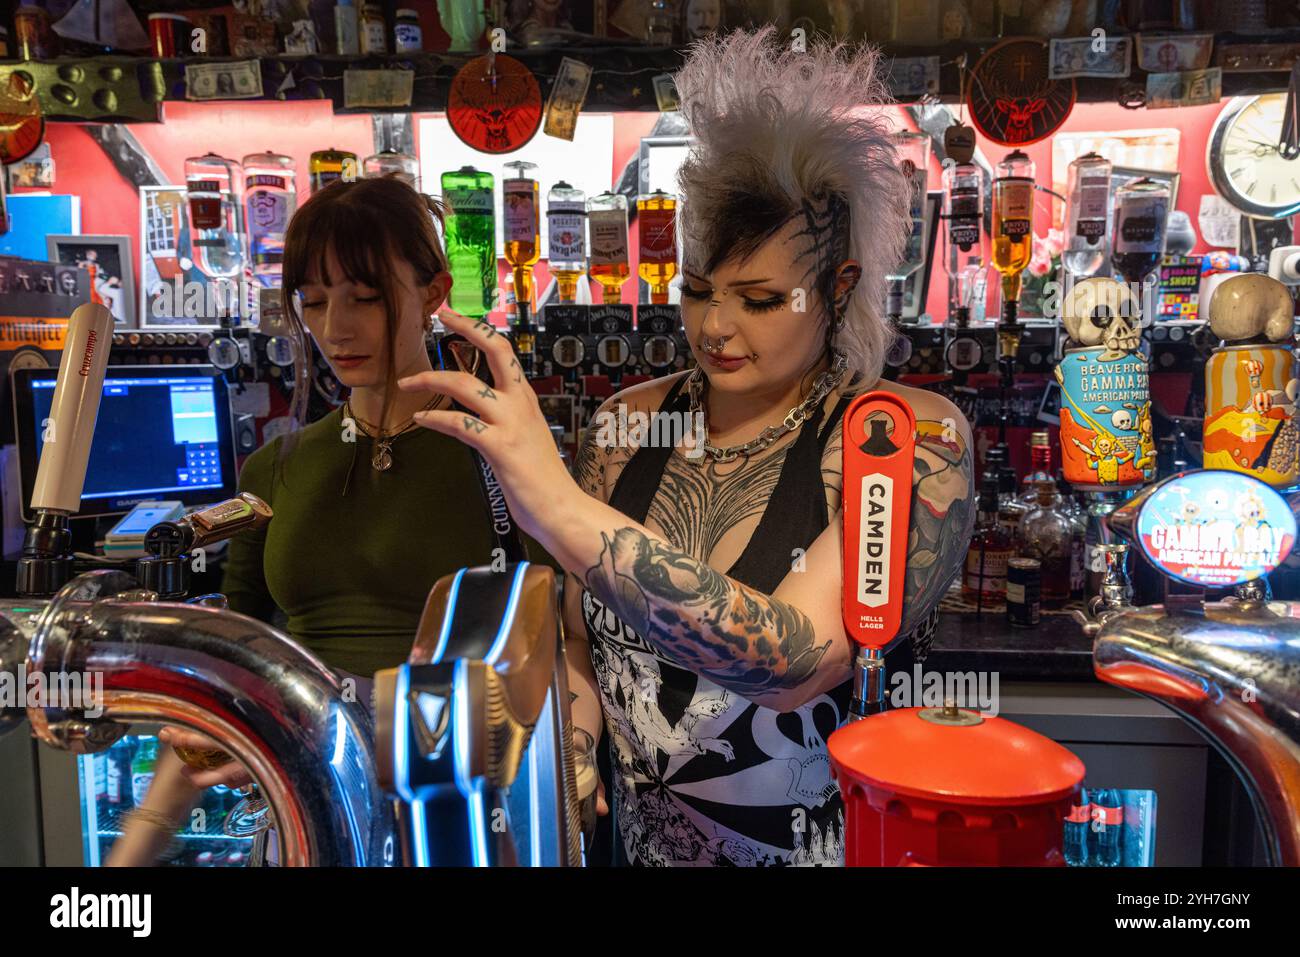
left=402, top=312, right=974, bottom=712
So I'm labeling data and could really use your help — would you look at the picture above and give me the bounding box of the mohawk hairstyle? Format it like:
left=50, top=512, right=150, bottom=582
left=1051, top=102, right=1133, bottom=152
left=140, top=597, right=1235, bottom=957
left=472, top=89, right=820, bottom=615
left=674, top=27, right=909, bottom=389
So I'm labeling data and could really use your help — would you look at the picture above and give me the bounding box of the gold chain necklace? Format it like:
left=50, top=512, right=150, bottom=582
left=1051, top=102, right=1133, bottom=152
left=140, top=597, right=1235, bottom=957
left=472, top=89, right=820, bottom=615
left=343, top=395, right=442, bottom=471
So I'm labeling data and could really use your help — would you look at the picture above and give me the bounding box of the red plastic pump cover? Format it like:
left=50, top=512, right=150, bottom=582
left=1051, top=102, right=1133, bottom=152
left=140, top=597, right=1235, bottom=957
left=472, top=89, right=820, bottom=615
left=829, top=708, right=1085, bottom=805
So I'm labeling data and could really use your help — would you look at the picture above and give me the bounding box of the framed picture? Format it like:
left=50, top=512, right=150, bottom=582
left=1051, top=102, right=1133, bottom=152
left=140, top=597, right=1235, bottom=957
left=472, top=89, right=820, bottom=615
left=138, top=185, right=246, bottom=328
left=900, top=191, right=942, bottom=321
left=46, top=234, right=135, bottom=328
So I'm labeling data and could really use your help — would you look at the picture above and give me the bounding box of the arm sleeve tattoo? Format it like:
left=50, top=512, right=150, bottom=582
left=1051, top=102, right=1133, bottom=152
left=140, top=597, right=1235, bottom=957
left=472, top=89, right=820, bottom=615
left=582, top=528, right=831, bottom=701
left=899, top=421, right=975, bottom=638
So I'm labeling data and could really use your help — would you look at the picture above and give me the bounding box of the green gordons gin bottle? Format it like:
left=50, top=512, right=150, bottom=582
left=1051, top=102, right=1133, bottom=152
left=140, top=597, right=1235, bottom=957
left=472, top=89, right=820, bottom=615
left=441, top=165, right=496, bottom=317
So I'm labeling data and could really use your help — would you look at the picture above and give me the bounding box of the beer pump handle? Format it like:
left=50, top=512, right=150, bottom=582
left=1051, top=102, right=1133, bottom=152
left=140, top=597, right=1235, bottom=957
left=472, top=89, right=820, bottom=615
left=842, top=391, right=916, bottom=720
left=176, top=493, right=272, bottom=549
left=30, top=303, right=113, bottom=514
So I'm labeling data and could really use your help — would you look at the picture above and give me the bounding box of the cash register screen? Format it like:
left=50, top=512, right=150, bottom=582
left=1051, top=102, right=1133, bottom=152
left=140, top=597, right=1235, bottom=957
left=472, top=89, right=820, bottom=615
left=13, top=365, right=238, bottom=519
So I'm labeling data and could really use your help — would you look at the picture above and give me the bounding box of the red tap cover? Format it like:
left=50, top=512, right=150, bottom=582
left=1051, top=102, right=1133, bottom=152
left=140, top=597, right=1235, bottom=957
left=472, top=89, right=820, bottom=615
left=841, top=391, right=916, bottom=651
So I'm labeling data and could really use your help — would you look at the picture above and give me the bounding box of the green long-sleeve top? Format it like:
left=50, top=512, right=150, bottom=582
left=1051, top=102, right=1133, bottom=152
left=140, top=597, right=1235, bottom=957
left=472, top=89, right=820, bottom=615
left=221, top=407, right=558, bottom=678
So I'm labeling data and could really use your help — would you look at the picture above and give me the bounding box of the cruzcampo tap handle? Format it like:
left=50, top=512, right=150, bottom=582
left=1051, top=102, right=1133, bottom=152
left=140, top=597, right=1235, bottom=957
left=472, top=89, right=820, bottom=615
left=841, top=391, right=916, bottom=652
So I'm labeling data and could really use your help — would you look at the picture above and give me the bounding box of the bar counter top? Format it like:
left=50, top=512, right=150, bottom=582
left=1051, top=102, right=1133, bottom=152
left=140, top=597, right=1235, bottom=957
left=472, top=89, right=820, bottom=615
left=925, top=594, right=1097, bottom=682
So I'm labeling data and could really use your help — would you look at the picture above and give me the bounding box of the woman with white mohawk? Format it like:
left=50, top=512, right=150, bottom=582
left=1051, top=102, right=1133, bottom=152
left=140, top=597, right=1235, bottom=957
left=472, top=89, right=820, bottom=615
left=404, top=26, right=977, bottom=866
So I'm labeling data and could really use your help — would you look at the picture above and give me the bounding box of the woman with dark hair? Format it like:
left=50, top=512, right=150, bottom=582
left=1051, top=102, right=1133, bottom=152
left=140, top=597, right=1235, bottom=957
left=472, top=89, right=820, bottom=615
left=403, top=29, right=976, bottom=866
left=109, top=176, right=558, bottom=866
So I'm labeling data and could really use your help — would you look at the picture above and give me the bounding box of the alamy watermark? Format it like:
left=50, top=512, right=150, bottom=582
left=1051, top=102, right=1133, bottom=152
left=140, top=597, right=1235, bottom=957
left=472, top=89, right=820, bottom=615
left=888, top=664, right=1000, bottom=716
left=0, top=666, right=104, bottom=718
left=592, top=404, right=706, bottom=460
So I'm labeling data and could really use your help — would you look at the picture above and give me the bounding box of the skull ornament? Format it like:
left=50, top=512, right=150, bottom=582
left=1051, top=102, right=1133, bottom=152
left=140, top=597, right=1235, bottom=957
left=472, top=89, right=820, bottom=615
left=1111, top=409, right=1135, bottom=431
left=1062, top=277, right=1141, bottom=357
left=1209, top=273, right=1295, bottom=343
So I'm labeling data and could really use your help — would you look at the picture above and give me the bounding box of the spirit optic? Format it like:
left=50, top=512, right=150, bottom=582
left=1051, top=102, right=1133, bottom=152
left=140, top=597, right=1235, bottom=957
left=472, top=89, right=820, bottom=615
left=547, top=181, right=586, bottom=304
left=441, top=165, right=496, bottom=318
left=637, top=190, right=678, bottom=305
left=587, top=191, right=630, bottom=304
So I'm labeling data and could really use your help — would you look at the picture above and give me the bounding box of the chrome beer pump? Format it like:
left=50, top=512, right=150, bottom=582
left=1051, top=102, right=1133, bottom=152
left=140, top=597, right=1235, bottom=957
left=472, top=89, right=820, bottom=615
left=1085, top=469, right=1300, bottom=865
left=3, top=302, right=391, bottom=865
left=373, top=562, right=583, bottom=866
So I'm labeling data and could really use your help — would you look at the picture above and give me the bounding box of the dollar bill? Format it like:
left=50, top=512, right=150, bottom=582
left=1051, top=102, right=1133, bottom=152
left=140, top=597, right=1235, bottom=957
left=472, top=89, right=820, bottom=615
left=1049, top=36, right=1132, bottom=78
left=652, top=73, right=680, bottom=113
left=1146, top=67, right=1221, bottom=109
left=1137, top=32, right=1214, bottom=73
left=343, top=69, right=413, bottom=109
left=185, top=60, right=263, bottom=100
left=888, top=56, right=940, bottom=98
left=543, top=57, right=592, bottom=142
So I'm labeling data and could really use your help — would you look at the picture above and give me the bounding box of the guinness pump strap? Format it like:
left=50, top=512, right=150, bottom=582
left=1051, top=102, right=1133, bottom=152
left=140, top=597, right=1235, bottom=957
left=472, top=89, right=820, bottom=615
left=842, top=391, right=916, bottom=652
left=437, top=334, right=529, bottom=563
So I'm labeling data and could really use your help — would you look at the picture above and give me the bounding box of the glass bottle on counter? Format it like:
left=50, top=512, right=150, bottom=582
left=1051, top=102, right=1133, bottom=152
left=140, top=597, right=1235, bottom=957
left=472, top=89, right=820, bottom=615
left=1058, top=472, right=1088, bottom=600
left=1019, top=429, right=1054, bottom=504
left=503, top=160, right=541, bottom=321
left=360, top=2, right=387, bottom=53
left=637, top=189, right=678, bottom=304
left=441, top=165, right=496, bottom=318
left=1063, top=152, right=1112, bottom=283
left=309, top=148, right=358, bottom=193
left=1019, top=481, right=1074, bottom=606
left=184, top=152, right=245, bottom=281
left=997, top=464, right=1028, bottom=549
left=241, top=150, right=296, bottom=289
left=363, top=149, right=418, bottom=187
left=587, top=191, right=630, bottom=304
left=963, top=472, right=1013, bottom=604
left=547, top=181, right=586, bottom=304
left=991, top=149, right=1035, bottom=327
left=943, top=157, right=985, bottom=325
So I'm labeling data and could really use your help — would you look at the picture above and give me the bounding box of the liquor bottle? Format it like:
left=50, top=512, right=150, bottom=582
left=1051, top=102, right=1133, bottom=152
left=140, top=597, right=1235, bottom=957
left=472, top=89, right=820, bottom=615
left=106, top=735, right=134, bottom=809
left=547, top=181, right=586, bottom=304
left=962, top=472, right=1013, bottom=603
left=130, top=737, right=159, bottom=807
left=1018, top=481, right=1073, bottom=605
left=184, top=153, right=245, bottom=282
left=1018, top=429, right=1054, bottom=504
left=587, top=191, right=630, bottom=304
left=1063, top=152, right=1112, bottom=283
left=636, top=189, right=678, bottom=305
left=991, top=149, right=1035, bottom=329
left=503, top=160, right=541, bottom=322
left=943, top=158, right=984, bottom=325
left=886, top=130, right=931, bottom=322
left=363, top=149, right=418, bottom=187
left=441, top=165, right=496, bottom=318
left=309, top=148, right=358, bottom=193
left=1112, top=176, right=1170, bottom=285
left=996, top=459, right=1028, bottom=549
left=241, top=151, right=296, bottom=290
left=1058, top=471, right=1088, bottom=599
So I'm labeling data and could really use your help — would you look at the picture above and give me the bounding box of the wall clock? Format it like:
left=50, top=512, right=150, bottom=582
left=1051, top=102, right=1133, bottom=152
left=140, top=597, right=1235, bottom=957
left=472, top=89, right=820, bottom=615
left=1207, top=93, right=1300, bottom=220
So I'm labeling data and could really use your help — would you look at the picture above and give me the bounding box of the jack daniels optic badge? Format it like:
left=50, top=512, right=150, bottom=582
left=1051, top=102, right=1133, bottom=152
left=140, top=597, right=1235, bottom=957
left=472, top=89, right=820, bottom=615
left=967, top=39, right=1076, bottom=147
left=447, top=54, right=542, bottom=154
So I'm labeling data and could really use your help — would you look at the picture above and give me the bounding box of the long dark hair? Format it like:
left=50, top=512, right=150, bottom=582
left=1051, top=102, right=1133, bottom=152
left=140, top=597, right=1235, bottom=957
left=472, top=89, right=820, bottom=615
left=280, top=175, right=449, bottom=435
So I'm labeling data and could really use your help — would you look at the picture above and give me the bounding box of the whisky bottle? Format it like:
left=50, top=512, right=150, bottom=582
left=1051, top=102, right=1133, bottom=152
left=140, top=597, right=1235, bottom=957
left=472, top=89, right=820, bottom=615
left=636, top=190, right=678, bottom=304
left=308, top=148, right=358, bottom=193
left=943, top=158, right=984, bottom=325
left=441, top=166, right=496, bottom=318
left=587, top=191, right=630, bottom=304
left=503, top=160, right=541, bottom=322
left=1112, top=176, right=1170, bottom=284
left=1018, top=481, right=1074, bottom=606
left=991, top=149, right=1035, bottom=328
left=963, top=472, right=1013, bottom=603
left=1018, top=429, right=1054, bottom=504
left=886, top=130, right=931, bottom=321
left=547, top=181, right=586, bottom=304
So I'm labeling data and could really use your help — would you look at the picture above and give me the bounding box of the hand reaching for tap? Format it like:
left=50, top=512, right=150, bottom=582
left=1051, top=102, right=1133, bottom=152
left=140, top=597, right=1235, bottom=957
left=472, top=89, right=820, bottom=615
left=158, top=726, right=254, bottom=790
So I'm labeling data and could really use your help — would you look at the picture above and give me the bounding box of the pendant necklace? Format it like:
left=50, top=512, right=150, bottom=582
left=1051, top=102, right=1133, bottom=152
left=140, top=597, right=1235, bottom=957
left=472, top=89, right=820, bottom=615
left=344, top=395, right=442, bottom=472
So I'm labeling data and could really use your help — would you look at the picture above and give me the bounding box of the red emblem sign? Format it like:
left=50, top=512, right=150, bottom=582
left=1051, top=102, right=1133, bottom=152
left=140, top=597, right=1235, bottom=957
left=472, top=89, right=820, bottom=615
left=447, top=54, right=542, bottom=155
left=966, top=39, right=1075, bottom=147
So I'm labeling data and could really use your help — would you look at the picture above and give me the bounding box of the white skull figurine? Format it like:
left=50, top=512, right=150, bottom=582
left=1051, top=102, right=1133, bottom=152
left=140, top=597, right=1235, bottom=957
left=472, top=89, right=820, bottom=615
left=1062, top=277, right=1140, bottom=356
left=1111, top=409, right=1134, bottom=432
left=1208, top=273, right=1295, bottom=344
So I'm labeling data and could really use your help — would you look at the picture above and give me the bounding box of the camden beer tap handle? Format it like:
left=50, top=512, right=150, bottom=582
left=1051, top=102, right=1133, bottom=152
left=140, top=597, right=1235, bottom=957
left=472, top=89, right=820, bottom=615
left=842, top=391, right=916, bottom=717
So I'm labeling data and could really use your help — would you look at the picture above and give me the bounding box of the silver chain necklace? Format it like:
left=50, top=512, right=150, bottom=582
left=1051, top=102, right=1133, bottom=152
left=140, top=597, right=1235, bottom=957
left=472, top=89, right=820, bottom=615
left=686, top=352, right=849, bottom=463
